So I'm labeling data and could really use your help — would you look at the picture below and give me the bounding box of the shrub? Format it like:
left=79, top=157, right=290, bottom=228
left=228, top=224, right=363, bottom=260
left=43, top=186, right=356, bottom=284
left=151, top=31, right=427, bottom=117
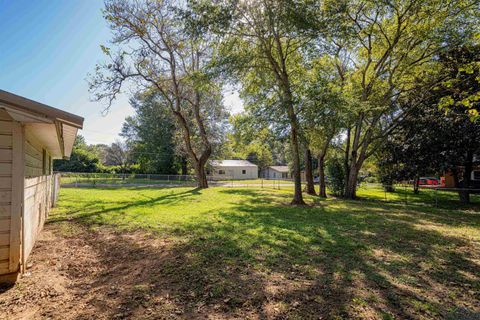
left=326, top=157, right=346, bottom=197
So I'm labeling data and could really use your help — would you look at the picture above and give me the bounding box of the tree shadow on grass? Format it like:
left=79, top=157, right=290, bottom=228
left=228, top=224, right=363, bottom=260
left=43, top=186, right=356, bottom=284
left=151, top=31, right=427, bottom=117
left=48, top=187, right=480, bottom=319
left=49, top=188, right=203, bottom=226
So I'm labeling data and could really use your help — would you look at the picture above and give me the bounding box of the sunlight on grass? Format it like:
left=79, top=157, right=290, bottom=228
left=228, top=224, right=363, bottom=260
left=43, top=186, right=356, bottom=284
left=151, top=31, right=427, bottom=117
left=50, top=186, right=480, bottom=319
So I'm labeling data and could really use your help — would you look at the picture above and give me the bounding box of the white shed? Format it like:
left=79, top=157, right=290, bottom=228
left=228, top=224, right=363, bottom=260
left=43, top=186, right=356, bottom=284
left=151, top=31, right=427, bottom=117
left=0, top=90, right=83, bottom=282
left=209, top=160, right=258, bottom=180
left=261, top=166, right=291, bottom=179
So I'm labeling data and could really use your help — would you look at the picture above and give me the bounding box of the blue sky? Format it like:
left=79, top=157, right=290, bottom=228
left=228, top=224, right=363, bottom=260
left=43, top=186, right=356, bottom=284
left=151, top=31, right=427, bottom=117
left=0, top=0, right=242, bottom=144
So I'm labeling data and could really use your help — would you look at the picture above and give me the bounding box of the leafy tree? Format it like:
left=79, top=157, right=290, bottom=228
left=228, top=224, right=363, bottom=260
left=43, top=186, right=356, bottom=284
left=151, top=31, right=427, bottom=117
left=326, top=154, right=346, bottom=197
left=53, top=135, right=101, bottom=172
left=438, top=44, right=480, bottom=121
left=315, top=0, right=480, bottom=198
left=104, top=140, right=133, bottom=174
left=299, top=56, right=350, bottom=197
left=215, top=0, right=316, bottom=204
left=121, top=93, right=178, bottom=174
left=89, top=0, right=227, bottom=188
left=225, top=113, right=283, bottom=169
left=378, top=44, right=480, bottom=203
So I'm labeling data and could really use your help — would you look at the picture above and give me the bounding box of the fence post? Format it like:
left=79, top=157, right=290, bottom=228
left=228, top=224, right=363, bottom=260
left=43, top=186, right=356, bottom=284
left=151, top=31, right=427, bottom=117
left=261, top=179, right=263, bottom=188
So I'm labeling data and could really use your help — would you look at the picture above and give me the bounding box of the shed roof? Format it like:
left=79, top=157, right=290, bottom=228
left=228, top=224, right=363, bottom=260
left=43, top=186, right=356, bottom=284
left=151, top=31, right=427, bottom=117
left=269, top=166, right=289, bottom=172
left=0, top=89, right=84, bottom=159
left=210, top=160, right=258, bottom=167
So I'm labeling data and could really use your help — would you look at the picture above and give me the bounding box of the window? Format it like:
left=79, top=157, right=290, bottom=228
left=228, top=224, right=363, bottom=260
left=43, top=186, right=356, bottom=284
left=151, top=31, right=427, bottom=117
left=473, top=171, right=480, bottom=181
left=242, top=169, right=246, bottom=174
left=219, top=169, right=225, bottom=175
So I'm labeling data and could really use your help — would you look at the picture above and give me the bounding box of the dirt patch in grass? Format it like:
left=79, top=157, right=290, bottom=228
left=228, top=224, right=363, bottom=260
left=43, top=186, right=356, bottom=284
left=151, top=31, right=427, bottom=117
left=1, top=186, right=480, bottom=319
left=1, top=221, right=479, bottom=320
left=1, top=223, right=268, bottom=319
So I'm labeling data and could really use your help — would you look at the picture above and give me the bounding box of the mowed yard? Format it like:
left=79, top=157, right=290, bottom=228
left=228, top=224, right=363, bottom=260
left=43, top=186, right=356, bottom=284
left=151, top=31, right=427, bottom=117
left=1, top=187, right=479, bottom=319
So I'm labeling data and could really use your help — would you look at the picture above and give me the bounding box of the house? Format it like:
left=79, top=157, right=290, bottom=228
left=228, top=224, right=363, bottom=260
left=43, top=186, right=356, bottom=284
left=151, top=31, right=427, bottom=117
left=209, top=160, right=258, bottom=180
left=261, top=166, right=291, bottom=179
left=0, top=90, right=83, bottom=282
left=444, top=167, right=480, bottom=188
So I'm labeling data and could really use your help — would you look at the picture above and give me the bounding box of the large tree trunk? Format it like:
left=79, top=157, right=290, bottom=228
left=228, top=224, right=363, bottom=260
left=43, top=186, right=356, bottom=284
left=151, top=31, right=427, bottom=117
left=305, top=149, right=316, bottom=195
left=283, top=87, right=305, bottom=205
left=289, top=118, right=305, bottom=205
left=318, top=154, right=326, bottom=198
left=264, top=34, right=304, bottom=205
left=344, top=126, right=351, bottom=189
left=173, top=110, right=210, bottom=189
left=195, top=162, right=208, bottom=188
left=344, top=114, right=371, bottom=199
left=345, top=152, right=366, bottom=199
left=413, top=176, right=420, bottom=194
left=345, top=166, right=359, bottom=199
left=180, top=156, right=188, bottom=176
left=459, top=151, right=473, bottom=204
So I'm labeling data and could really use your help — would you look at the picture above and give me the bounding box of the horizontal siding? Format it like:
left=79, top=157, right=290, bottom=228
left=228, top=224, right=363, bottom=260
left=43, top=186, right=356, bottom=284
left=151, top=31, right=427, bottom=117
left=0, top=261, right=9, bottom=274
left=0, top=233, right=8, bottom=246
left=0, top=111, right=12, bottom=274
left=0, top=121, right=13, bottom=134
left=0, top=205, right=10, bottom=217
left=0, top=163, right=12, bottom=175
left=0, top=217, right=10, bottom=232
left=0, top=246, right=9, bottom=260
left=0, top=232, right=9, bottom=245
left=25, top=141, right=42, bottom=159
left=25, top=153, right=42, bottom=169
left=0, top=149, right=12, bottom=161
left=0, top=134, right=12, bottom=148
left=0, top=177, right=12, bottom=189
left=0, top=190, right=11, bottom=203
left=24, top=135, right=43, bottom=178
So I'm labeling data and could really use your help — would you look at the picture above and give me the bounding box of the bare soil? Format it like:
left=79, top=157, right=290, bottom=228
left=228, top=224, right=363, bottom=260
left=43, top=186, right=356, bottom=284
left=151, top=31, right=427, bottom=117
left=1, top=223, right=271, bottom=320
left=1, top=220, right=479, bottom=320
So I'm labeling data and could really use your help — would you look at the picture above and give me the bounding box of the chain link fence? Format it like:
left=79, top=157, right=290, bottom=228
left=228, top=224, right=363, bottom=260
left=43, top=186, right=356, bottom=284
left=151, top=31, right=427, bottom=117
left=358, top=183, right=480, bottom=208
left=57, top=173, right=479, bottom=207
left=58, top=172, right=298, bottom=189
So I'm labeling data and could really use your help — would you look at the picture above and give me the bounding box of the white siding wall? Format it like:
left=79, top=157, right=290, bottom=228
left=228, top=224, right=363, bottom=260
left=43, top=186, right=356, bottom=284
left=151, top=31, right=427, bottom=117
left=262, top=168, right=289, bottom=179
left=0, top=109, right=13, bottom=273
left=23, top=128, right=53, bottom=265
left=0, top=109, right=23, bottom=274
left=212, top=166, right=258, bottom=180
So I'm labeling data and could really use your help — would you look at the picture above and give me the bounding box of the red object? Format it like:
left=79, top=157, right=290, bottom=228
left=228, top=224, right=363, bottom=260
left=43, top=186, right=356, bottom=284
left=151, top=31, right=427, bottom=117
left=419, top=177, right=439, bottom=186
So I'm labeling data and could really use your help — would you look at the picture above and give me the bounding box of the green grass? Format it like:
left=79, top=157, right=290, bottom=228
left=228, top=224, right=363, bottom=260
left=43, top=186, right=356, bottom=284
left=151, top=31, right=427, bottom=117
left=59, top=175, right=293, bottom=186
left=358, top=184, right=480, bottom=207
left=49, top=186, right=480, bottom=318
left=60, top=176, right=196, bottom=186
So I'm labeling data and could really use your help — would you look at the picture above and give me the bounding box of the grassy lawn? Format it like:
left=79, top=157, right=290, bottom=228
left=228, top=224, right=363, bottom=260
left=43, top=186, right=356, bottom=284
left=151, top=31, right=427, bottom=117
left=60, top=175, right=196, bottom=186
left=59, top=175, right=294, bottom=187
left=49, top=186, right=480, bottom=319
left=358, top=184, right=480, bottom=207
